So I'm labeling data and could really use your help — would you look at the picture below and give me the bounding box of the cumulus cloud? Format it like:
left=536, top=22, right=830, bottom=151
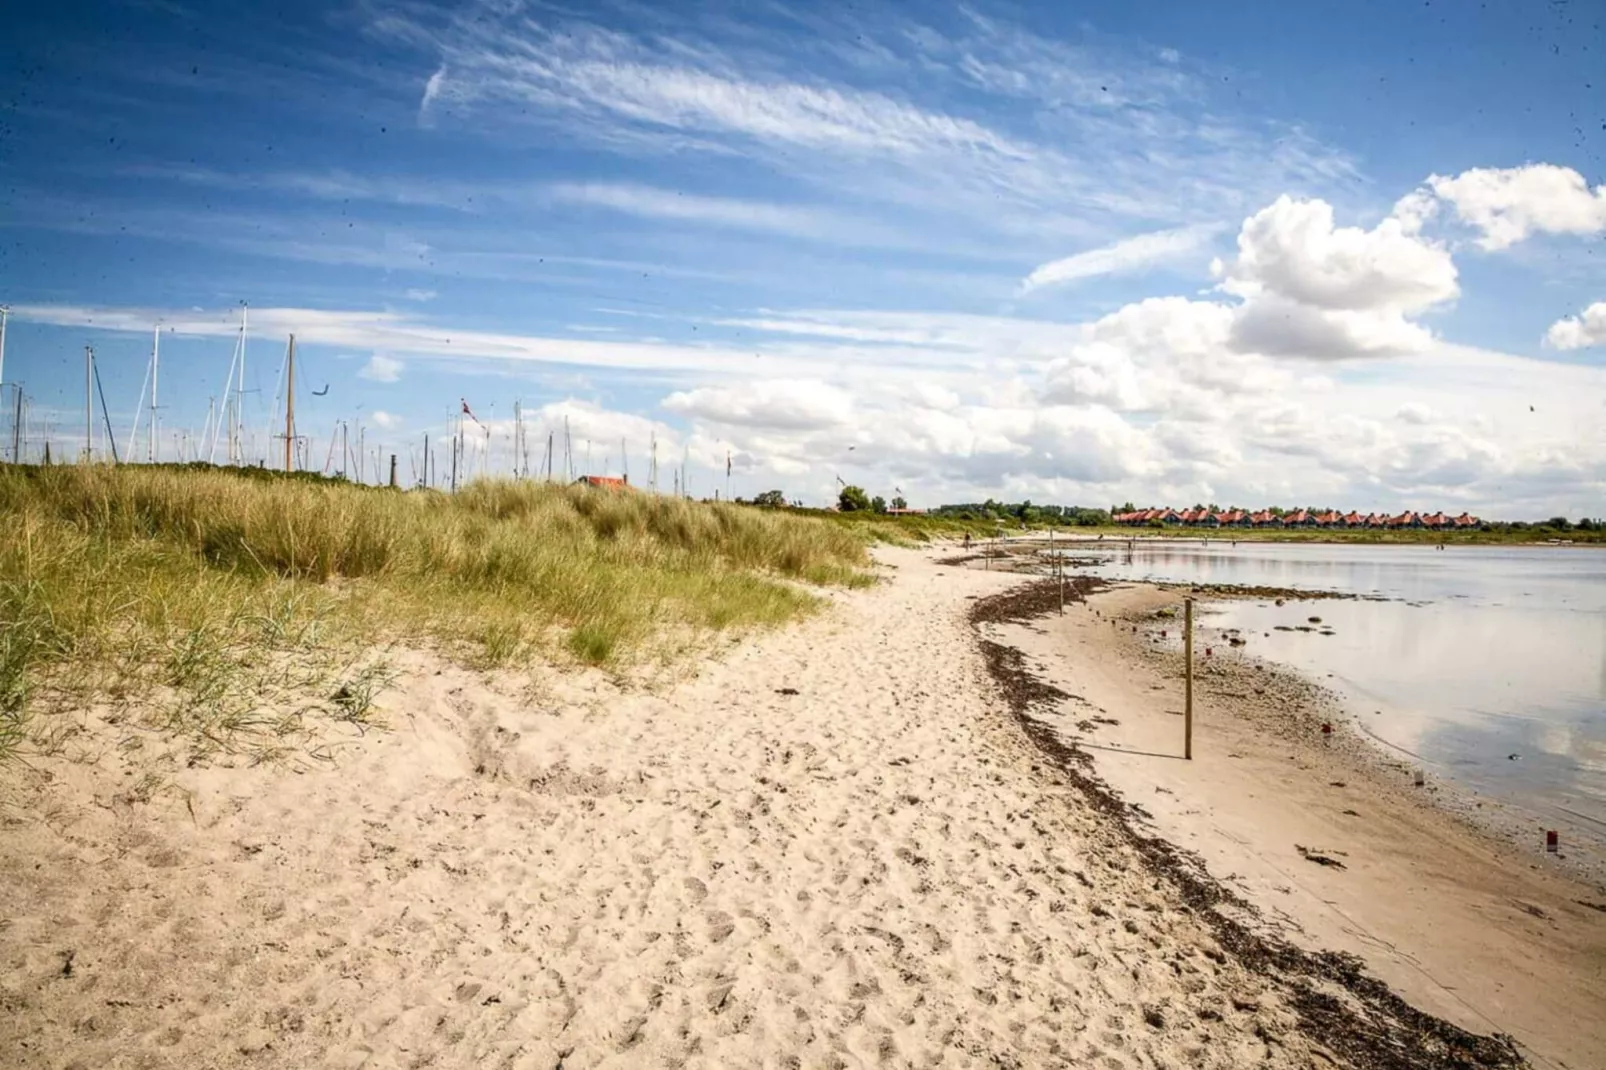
left=370, top=410, right=401, bottom=429
left=1425, top=164, right=1606, bottom=250
left=359, top=353, right=404, bottom=382
left=404, top=288, right=437, bottom=302
left=1396, top=402, right=1436, bottom=425
left=662, top=379, right=853, bottom=430
left=1214, top=195, right=1456, bottom=360
left=1019, top=223, right=1224, bottom=293
left=1544, top=301, right=1606, bottom=350
left=1217, top=196, right=1458, bottom=312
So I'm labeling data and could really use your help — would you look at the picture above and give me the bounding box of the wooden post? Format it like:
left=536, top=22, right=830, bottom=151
left=1053, top=526, right=1063, bottom=615
left=389, top=453, right=398, bottom=488
left=1184, top=598, right=1195, bottom=760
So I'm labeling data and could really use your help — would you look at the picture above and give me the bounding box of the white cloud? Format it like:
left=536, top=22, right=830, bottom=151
left=359, top=353, right=404, bottom=382
left=1218, top=195, right=1457, bottom=312
left=404, top=288, right=437, bottom=302
left=1544, top=301, right=1606, bottom=350
left=1019, top=223, right=1224, bottom=293
left=420, top=64, right=447, bottom=119
left=1425, top=164, right=1606, bottom=250
left=8, top=303, right=827, bottom=379
left=378, top=7, right=1357, bottom=236
left=16, top=280, right=1606, bottom=516
left=1395, top=403, right=1437, bottom=425
left=663, top=379, right=853, bottom=430
left=370, top=410, right=402, bottom=429
left=1213, top=195, right=1457, bottom=360
left=548, top=182, right=835, bottom=237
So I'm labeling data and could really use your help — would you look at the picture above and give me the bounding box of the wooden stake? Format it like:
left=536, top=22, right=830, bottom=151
left=1184, top=598, right=1195, bottom=760
left=389, top=453, right=397, bottom=488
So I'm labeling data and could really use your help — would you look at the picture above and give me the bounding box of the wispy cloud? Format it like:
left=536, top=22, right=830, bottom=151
left=377, top=6, right=1359, bottom=234
left=360, top=353, right=404, bottom=382
left=548, top=182, right=835, bottom=236
left=1019, top=223, right=1225, bottom=294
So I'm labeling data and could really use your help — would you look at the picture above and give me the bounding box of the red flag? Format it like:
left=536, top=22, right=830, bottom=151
left=460, top=399, right=485, bottom=431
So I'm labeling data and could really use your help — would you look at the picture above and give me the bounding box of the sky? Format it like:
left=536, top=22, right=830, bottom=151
left=1, top=0, right=1603, bottom=515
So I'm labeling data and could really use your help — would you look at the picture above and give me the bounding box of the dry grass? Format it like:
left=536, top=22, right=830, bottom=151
left=0, top=465, right=874, bottom=761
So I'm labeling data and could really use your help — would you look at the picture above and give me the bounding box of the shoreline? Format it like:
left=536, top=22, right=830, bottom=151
left=976, top=570, right=1605, bottom=1068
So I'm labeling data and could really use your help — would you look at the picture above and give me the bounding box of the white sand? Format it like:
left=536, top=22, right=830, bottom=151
left=0, top=546, right=1537, bottom=1068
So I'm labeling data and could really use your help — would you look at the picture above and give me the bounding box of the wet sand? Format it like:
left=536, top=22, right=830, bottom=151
left=0, top=546, right=1583, bottom=1068
left=992, top=579, right=1606, bottom=1070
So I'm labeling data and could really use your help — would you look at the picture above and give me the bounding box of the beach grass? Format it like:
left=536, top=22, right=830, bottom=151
left=0, top=464, right=875, bottom=758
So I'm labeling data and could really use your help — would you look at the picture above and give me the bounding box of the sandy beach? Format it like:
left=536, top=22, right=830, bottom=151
left=2, top=544, right=1598, bottom=1068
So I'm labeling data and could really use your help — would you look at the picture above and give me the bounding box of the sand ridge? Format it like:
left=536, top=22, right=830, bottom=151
left=0, top=546, right=1515, bottom=1068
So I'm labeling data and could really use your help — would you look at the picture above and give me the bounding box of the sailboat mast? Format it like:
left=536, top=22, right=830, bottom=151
left=84, top=345, right=93, bottom=463
left=283, top=334, right=295, bottom=472
left=237, top=303, right=248, bottom=465
left=150, top=327, right=160, bottom=463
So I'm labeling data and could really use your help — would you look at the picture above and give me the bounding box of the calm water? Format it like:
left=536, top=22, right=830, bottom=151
left=1072, top=541, right=1606, bottom=852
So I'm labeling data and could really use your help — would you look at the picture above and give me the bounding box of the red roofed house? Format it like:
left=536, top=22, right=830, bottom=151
left=1284, top=509, right=1317, bottom=527
left=576, top=475, right=630, bottom=491
left=1452, top=513, right=1480, bottom=528
left=1314, top=511, right=1345, bottom=527
left=1251, top=510, right=1283, bottom=527
left=1343, top=511, right=1366, bottom=527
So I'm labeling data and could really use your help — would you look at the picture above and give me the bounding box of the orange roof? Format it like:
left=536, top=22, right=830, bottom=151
left=576, top=475, right=629, bottom=490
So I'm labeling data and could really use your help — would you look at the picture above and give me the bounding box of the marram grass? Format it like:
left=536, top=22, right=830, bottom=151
left=0, top=465, right=874, bottom=760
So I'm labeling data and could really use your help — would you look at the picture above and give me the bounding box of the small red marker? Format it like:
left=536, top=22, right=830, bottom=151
left=1546, top=830, right=1559, bottom=853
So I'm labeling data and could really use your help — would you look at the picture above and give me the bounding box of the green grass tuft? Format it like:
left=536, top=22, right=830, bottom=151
left=0, top=465, right=875, bottom=761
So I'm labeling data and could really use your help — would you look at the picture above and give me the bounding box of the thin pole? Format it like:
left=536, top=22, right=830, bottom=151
left=237, top=303, right=248, bottom=465
left=0, top=305, right=9, bottom=391
left=422, top=434, right=430, bottom=488
left=1054, top=526, right=1063, bottom=615
left=91, top=347, right=119, bottom=464
left=84, top=345, right=93, bottom=463
left=11, top=386, right=21, bottom=464
left=1184, top=597, right=1195, bottom=760
left=150, top=327, right=160, bottom=463
left=283, top=335, right=295, bottom=472
left=389, top=453, right=397, bottom=488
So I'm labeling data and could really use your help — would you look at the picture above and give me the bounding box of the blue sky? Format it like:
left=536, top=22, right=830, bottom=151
left=2, top=0, right=1604, bottom=513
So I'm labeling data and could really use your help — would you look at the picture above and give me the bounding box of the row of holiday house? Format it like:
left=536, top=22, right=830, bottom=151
left=1112, top=508, right=1482, bottom=530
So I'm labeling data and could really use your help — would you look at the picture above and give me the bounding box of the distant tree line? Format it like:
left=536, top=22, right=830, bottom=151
left=930, top=500, right=1111, bottom=526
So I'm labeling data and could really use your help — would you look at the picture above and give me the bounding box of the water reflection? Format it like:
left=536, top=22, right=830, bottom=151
left=1079, top=543, right=1606, bottom=847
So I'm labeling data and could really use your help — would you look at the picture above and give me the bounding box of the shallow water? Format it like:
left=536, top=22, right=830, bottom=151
left=1072, top=541, right=1606, bottom=854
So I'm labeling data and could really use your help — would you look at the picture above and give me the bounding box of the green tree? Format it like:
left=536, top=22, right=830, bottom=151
left=753, top=489, right=786, bottom=507
left=891, top=495, right=907, bottom=510
left=1546, top=516, right=1573, bottom=531
left=871, top=495, right=888, bottom=514
left=838, top=485, right=871, bottom=512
